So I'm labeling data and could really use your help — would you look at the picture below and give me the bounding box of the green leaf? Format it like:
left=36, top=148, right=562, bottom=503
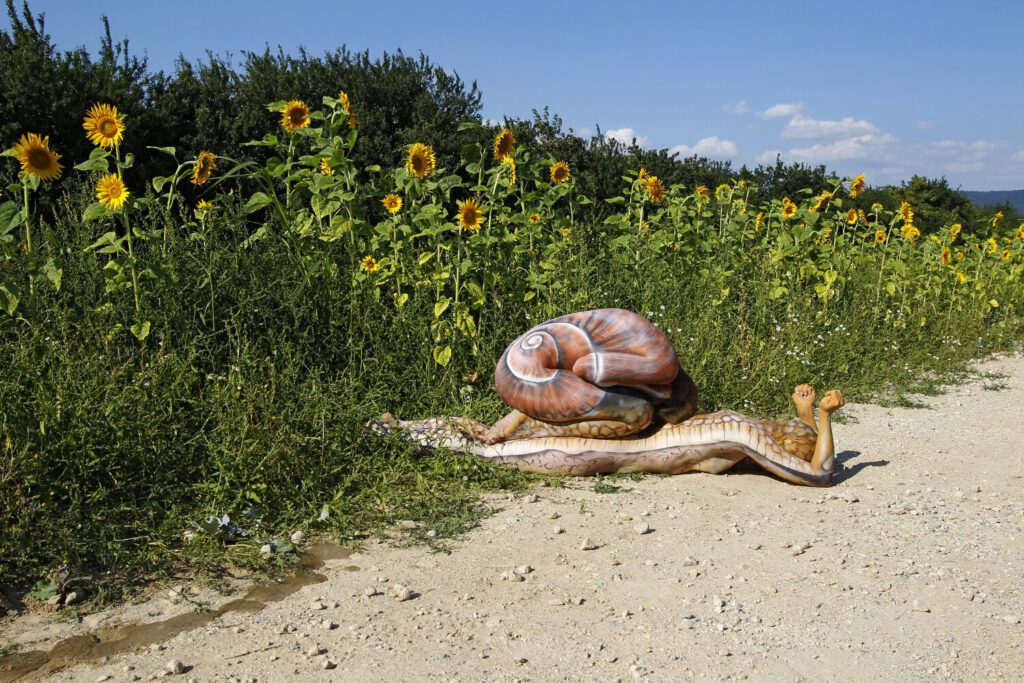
left=120, top=152, right=135, bottom=169
left=41, top=258, right=62, bottom=291
left=146, top=146, right=178, bottom=159
left=86, top=231, right=122, bottom=253
left=0, top=284, right=19, bottom=315
left=461, top=143, right=482, bottom=164
left=605, top=197, right=626, bottom=205
left=434, top=298, right=451, bottom=318
left=244, top=192, right=273, bottom=214
left=30, top=580, right=58, bottom=601
left=433, top=345, right=452, bottom=366
left=83, top=202, right=111, bottom=222
left=265, top=100, right=288, bottom=113
left=243, top=133, right=279, bottom=148
left=74, top=155, right=110, bottom=173
left=130, top=320, right=151, bottom=341
left=151, top=175, right=170, bottom=192
left=457, top=121, right=485, bottom=132
left=0, top=201, right=19, bottom=235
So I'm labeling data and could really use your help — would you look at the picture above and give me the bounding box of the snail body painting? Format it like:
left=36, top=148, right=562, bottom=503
left=486, top=309, right=699, bottom=444
left=370, top=308, right=846, bottom=486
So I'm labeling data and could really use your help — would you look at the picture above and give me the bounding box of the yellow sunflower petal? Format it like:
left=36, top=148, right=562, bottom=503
left=83, top=103, right=125, bottom=148
left=13, top=133, right=63, bottom=181
left=96, top=173, right=130, bottom=210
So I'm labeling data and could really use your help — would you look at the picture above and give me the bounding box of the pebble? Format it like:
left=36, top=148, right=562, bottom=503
left=501, top=570, right=525, bottom=582
left=392, top=584, right=415, bottom=601
left=682, top=556, right=699, bottom=566
left=364, top=587, right=380, bottom=597
left=259, top=544, right=273, bottom=557
left=912, top=600, right=931, bottom=613
left=524, top=494, right=539, bottom=503
left=553, top=526, right=565, bottom=534
left=95, top=676, right=112, bottom=682
left=64, top=591, right=84, bottom=606
left=550, top=511, right=561, bottom=520
left=1003, top=615, right=1020, bottom=624
left=515, top=565, right=534, bottom=575
left=321, top=619, right=337, bottom=630
left=548, top=599, right=565, bottom=606
left=305, top=645, right=324, bottom=657
left=580, top=538, right=599, bottom=551
left=634, top=523, right=652, bottom=535
left=166, top=659, right=187, bottom=675
left=290, top=530, right=305, bottom=544
left=321, top=660, right=337, bottom=670
left=310, top=600, right=326, bottom=610
left=426, top=530, right=438, bottom=538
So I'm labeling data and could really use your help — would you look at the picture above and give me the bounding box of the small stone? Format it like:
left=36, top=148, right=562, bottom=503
left=501, top=570, right=525, bottom=582
left=842, top=491, right=860, bottom=503
left=580, top=538, right=599, bottom=551
left=1003, top=615, right=1020, bottom=625
left=166, top=659, right=187, bottom=675
left=64, top=591, right=84, bottom=606
left=259, top=544, right=273, bottom=557
left=321, top=619, right=337, bottom=630
left=426, top=530, right=438, bottom=538
left=397, top=520, right=419, bottom=530
left=549, top=511, right=561, bottom=520
left=644, top=560, right=657, bottom=566
left=634, top=523, right=652, bottom=535
left=290, top=530, right=306, bottom=544
left=681, top=612, right=696, bottom=620
left=321, top=660, right=336, bottom=670
left=553, top=526, right=564, bottom=534
left=310, top=600, right=326, bottom=610
left=363, top=587, right=379, bottom=597
left=277, top=623, right=296, bottom=635
left=167, top=586, right=187, bottom=603
left=96, top=675, right=112, bottom=682
left=682, top=556, right=698, bottom=567
left=393, top=584, right=415, bottom=601
left=547, top=599, right=565, bottom=606
left=749, top=543, right=763, bottom=550
left=515, top=565, right=534, bottom=575
left=571, top=597, right=585, bottom=606
left=524, top=494, right=539, bottom=503
left=305, top=645, right=324, bottom=657
left=912, top=600, right=930, bottom=613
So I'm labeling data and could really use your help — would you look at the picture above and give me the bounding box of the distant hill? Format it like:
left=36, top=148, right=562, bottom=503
left=959, top=189, right=1024, bottom=212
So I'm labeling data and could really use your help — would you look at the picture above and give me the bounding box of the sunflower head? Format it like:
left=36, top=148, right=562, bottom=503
left=360, top=255, right=380, bottom=273
left=846, top=208, right=858, bottom=225
left=1016, top=226, right=1024, bottom=240
left=406, top=143, right=436, bottom=179
left=494, top=129, right=516, bottom=160
left=337, top=90, right=351, bottom=113
left=850, top=173, right=866, bottom=198
left=502, top=156, right=517, bottom=186
left=985, top=237, right=999, bottom=254
left=900, top=223, right=921, bottom=243
left=1002, top=249, right=1011, bottom=262
left=875, top=229, right=887, bottom=244
left=191, top=151, right=216, bottom=185
left=811, top=191, right=832, bottom=213
left=899, top=201, right=913, bottom=224
left=13, top=133, right=63, bottom=181
left=281, top=100, right=310, bottom=134
left=941, top=247, right=952, bottom=266
left=96, top=173, right=129, bottom=210
left=714, top=183, right=730, bottom=201
left=646, top=176, right=665, bottom=204
left=382, top=194, right=403, bottom=214
left=549, top=161, right=571, bottom=185
left=319, top=156, right=334, bottom=176
left=638, top=167, right=649, bottom=180
left=195, top=199, right=215, bottom=217
left=695, top=185, right=710, bottom=199
left=950, top=223, right=963, bottom=242
left=956, top=271, right=968, bottom=284
left=781, top=198, right=798, bottom=220
left=83, top=103, right=125, bottom=148
left=754, top=211, right=765, bottom=231
left=561, top=228, right=571, bottom=237
left=347, top=112, right=358, bottom=130
left=457, top=199, right=483, bottom=233
left=529, top=212, right=541, bottom=224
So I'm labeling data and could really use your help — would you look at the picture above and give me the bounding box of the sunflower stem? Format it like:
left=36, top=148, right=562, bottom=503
left=122, top=212, right=141, bottom=316
left=22, top=182, right=32, bottom=255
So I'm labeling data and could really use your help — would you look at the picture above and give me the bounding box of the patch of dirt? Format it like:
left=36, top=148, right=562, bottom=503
left=3, top=356, right=1023, bottom=682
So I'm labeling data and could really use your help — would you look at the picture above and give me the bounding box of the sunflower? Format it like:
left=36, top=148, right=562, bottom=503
left=984, top=237, right=998, bottom=254
left=991, top=211, right=1004, bottom=228
left=348, top=112, right=358, bottom=130
left=1016, top=226, right=1023, bottom=240
left=956, top=250, right=964, bottom=261
left=646, top=176, right=665, bottom=204
left=82, top=103, right=125, bottom=148
left=941, top=247, right=952, bottom=266
left=406, top=143, right=436, bottom=179
left=319, top=156, right=334, bottom=176
left=821, top=227, right=833, bottom=244
left=561, top=228, right=571, bottom=237
left=695, top=185, right=710, bottom=199
left=96, top=173, right=129, bottom=210
left=191, top=151, right=216, bottom=185
left=871, top=202, right=884, bottom=214
left=195, top=199, right=215, bottom=217
left=900, top=223, right=920, bottom=243
left=846, top=208, right=858, bottom=225
left=550, top=161, right=571, bottom=185
left=337, top=90, right=351, bottom=113
left=494, top=129, right=516, bottom=160
left=754, top=211, right=765, bottom=232
left=13, top=133, right=63, bottom=181
left=714, top=183, right=730, bottom=201
left=858, top=209, right=867, bottom=224
left=950, top=223, right=962, bottom=242
left=638, top=167, right=649, bottom=180
left=781, top=197, right=798, bottom=220
left=810, top=191, right=832, bottom=213
left=956, top=271, right=968, bottom=284
left=875, top=229, right=887, bottom=244
left=1002, top=249, right=1011, bottom=261
left=457, top=199, right=483, bottom=232
left=899, top=201, right=913, bottom=224
left=502, top=156, right=517, bottom=185
left=360, top=255, right=380, bottom=273
left=280, top=100, right=310, bottom=133
left=737, top=179, right=749, bottom=192
left=850, top=173, right=865, bottom=198
left=382, top=194, right=403, bottom=214
left=733, top=198, right=747, bottom=215
left=529, top=212, right=541, bottom=224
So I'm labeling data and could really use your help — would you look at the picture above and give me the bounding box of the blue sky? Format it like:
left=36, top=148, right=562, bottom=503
left=15, top=0, right=1024, bottom=189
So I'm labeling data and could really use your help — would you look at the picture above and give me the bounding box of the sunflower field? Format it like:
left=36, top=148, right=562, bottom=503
left=1, top=92, right=1021, bottom=583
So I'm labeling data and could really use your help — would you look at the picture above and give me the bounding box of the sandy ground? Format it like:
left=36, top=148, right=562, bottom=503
left=2, top=356, right=1023, bottom=683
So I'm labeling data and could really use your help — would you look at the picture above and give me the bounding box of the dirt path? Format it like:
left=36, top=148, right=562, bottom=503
left=4, top=356, right=1024, bottom=682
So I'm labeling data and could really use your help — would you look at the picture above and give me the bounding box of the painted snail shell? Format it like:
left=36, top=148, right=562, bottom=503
left=494, top=308, right=680, bottom=422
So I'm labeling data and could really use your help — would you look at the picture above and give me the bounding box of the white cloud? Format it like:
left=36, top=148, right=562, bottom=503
left=755, top=150, right=782, bottom=164
left=723, top=100, right=750, bottom=114
left=916, top=121, right=934, bottom=130
left=669, top=136, right=739, bottom=159
left=769, top=133, right=899, bottom=164
left=944, top=161, right=985, bottom=173
left=604, top=127, right=649, bottom=147
left=923, top=139, right=996, bottom=159
left=781, top=114, right=878, bottom=140
left=759, top=103, right=805, bottom=119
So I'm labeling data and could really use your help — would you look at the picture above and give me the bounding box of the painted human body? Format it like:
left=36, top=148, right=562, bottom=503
left=373, top=309, right=845, bottom=486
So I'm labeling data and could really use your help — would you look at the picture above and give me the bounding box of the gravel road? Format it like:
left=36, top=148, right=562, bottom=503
left=3, top=356, right=1023, bottom=682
